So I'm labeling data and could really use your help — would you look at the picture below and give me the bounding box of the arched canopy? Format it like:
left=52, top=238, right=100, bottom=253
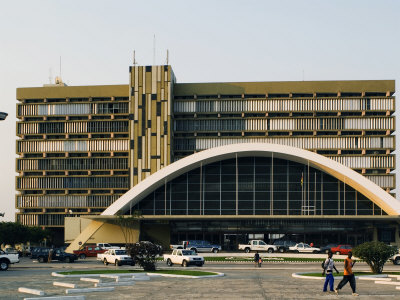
left=102, top=143, right=400, bottom=216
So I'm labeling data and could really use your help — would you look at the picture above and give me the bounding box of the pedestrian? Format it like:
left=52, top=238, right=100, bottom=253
left=322, top=251, right=339, bottom=293
left=254, top=251, right=260, bottom=268
left=258, top=256, right=262, bottom=268
left=335, top=251, right=359, bottom=296
left=47, top=248, right=53, bottom=263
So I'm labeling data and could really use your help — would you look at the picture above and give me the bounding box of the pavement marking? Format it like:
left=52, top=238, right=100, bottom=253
left=53, top=282, right=78, bottom=288
left=66, top=287, right=115, bottom=294
left=359, top=277, right=392, bottom=281
left=18, top=287, right=45, bottom=296
left=24, top=296, right=85, bottom=300
left=375, top=281, right=400, bottom=286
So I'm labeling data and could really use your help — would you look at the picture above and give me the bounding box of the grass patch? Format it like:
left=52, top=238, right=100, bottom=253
left=58, top=269, right=218, bottom=276
left=202, top=257, right=348, bottom=263
left=302, top=271, right=400, bottom=277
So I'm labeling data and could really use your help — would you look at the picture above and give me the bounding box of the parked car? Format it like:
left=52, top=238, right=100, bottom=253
left=170, top=240, right=221, bottom=253
left=96, top=243, right=120, bottom=250
left=164, top=249, right=204, bottom=267
left=389, top=250, right=400, bottom=265
left=73, top=245, right=106, bottom=259
left=289, top=243, right=320, bottom=253
left=320, top=244, right=339, bottom=254
left=97, top=249, right=134, bottom=266
left=273, top=240, right=297, bottom=253
left=4, top=247, right=20, bottom=257
left=34, top=248, right=77, bottom=263
left=331, top=245, right=352, bottom=255
left=0, top=250, right=19, bottom=271
left=238, top=240, right=277, bottom=253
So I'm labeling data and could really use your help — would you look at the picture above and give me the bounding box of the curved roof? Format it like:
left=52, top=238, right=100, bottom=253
left=102, top=143, right=400, bottom=216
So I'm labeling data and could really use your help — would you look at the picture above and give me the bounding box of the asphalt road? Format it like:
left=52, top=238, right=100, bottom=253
left=1, top=257, right=400, bottom=299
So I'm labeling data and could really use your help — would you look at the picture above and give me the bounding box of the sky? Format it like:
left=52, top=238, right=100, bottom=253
left=0, top=0, right=399, bottom=221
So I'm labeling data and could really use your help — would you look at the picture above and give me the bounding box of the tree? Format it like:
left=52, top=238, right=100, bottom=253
left=113, top=210, right=142, bottom=247
left=0, top=222, right=50, bottom=246
left=128, top=241, right=163, bottom=271
left=352, top=241, right=398, bottom=274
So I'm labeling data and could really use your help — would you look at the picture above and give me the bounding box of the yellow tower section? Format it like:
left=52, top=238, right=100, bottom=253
left=129, top=65, right=175, bottom=186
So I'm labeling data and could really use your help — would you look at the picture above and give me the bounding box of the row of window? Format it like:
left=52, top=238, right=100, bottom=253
left=17, top=103, right=129, bottom=116
left=174, top=117, right=394, bottom=132
left=17, top=139, right=129, bottom=153
left=327, top=155, right=394, bottom=169
left=18, top=121, right=129, bottom=134
left=17, top=195, right=119, bottom=208
left=173, top=136, right=394, bottom=151
left=173, top=98, right=394, bottom=113
left=17, top=158, right=129, bottom=171
left=17, top=176, right=129, bottom=189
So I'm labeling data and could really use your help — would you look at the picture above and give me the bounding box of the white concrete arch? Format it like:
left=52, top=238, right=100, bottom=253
left=103, top=143, right=400, bottom=216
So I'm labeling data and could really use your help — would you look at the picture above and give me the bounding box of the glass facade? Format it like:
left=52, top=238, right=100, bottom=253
left=132, top=156, right=386, bottom=216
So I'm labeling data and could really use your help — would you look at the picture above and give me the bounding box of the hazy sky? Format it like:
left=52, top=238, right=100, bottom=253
left=0, top=0, right=399, bottom=221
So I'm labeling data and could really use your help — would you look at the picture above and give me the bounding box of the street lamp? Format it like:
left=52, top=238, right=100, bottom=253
left=0, top=112, right=7, bottom=120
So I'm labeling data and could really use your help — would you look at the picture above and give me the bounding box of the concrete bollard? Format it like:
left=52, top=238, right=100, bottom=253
left=53, top=282, right=78, bottom=288
left=18, top=287, right=45, bottom=296
left=80, top=278, right=101, bottom=283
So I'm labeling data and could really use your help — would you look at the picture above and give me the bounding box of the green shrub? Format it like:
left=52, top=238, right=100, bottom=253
left=127, top=241, right=163, bottom=271
left=352, top=241, right=397, bottom=274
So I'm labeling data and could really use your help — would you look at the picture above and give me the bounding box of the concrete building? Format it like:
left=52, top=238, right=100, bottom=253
left=15, top=65, right=399, bottom=248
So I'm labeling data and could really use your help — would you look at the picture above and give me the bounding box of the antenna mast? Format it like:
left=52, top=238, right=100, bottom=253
left=153, top=34, right=156, bottom=65
left=166, top=49, right=169, bottom=65
left=133, top=50, right=137, bottom=66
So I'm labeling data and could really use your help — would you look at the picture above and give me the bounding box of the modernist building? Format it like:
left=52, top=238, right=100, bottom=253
left=15, top=65, right=400, bottom=248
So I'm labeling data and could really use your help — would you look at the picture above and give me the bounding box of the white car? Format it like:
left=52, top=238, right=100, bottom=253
left=96, top=243, right=120, bottom=250
left=0, top=250, right=19, bottom=271
left=164, top=249, right=204, bottom=267
left=238, top=240, right=277, bottom=253
left=97, top=249, right=134, bottom=266
left=289, top=243, right=320, bottom=253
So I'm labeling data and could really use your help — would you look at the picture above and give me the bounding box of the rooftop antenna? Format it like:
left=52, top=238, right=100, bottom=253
left=153, top=34, right=156, bottom=65
left=133, top=50, right=137, bottom=66
left=166, top=49, right=169, bottom=65
left=48, top=68, right=53, bottom=84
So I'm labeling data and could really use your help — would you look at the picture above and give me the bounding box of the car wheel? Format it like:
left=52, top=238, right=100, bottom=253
left=212, top=248, right=219, bottom=253
left=38, top=256, right=45, bottom=263
left=394, top=257, right=400, bottom=265
left=115, top=260, right=120, bottom=266
left=245, top=248, right=250, bottom=253
left=313, top=250, right=318, bottom=254
left=295, top=250, right=299, bottom=253
left=104, top=259, right=109, bottom=266
left=336, top=251, right=340, bottom=255
left=65, top=257, right=71, bottom=263
left=182, top=260, right=188, bottom=267
left=79, top=254, right=86, bottom=259
left=167, top=258, right=173, bottom=266
left=279, top=248, right=284, bottom=253
left=267, top=248, right=274, bottom=253
left=0, top=260, right=9, bottom=271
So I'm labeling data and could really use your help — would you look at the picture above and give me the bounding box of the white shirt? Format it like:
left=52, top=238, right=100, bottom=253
left=324, top=258, right=335, bottom=272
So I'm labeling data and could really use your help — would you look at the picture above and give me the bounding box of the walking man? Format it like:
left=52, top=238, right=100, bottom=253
left=322, top=251, right=339, bottom=292
left=335, top=251, right=359, bottom=296
left=254, top=251, right=260, bottom=268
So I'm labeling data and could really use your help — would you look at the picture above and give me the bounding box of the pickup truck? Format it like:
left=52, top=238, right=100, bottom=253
left=0, top=250, right=19, bottom=271
left=97, top=249, right=134, bottom=266
left=73, top=245, right=106, bottom=259
left=164, top=249, right=204, bottom=267
left=170, top=240, right=222, bottom=253
left=96, top=243, right=120, bottom=250
left=238, top=240, right=277, bottom=253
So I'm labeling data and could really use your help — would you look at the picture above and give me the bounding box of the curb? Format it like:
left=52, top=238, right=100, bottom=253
left=52, top=271, right=224, bottom=279
left=292, top=272, right=389, bottom=280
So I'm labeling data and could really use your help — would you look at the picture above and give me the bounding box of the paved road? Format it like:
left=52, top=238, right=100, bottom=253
left=1, top=257, right=399, bottom=299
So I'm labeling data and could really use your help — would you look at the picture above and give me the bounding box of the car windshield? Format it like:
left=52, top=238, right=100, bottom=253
left=115, top=250, right=126, bottom=255
left=182, top=250, right=196, bottom=255
left=304, top=244, right=311, bottom=248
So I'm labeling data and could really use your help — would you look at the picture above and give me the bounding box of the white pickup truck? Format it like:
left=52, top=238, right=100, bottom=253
left=238, top=240, right=277, bottom=253
left=164, top=249, right=204, bottom=267
left=0, top=250, right=19, bottom=271
left=97, top=249, right=134, bottom=266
